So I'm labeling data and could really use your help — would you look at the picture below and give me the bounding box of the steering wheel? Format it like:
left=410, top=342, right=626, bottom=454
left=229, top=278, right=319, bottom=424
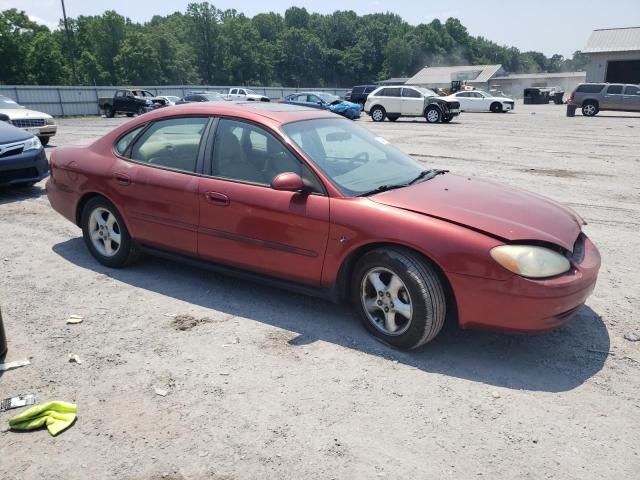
left=353, top=152, right=369, bottom=164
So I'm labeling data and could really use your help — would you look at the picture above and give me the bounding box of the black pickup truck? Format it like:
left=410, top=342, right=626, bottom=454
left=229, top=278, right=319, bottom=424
left=98, top=89, right=156, bottom=117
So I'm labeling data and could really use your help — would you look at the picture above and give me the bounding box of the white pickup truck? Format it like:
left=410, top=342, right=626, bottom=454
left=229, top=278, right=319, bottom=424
left=225, top=88, right=271, bottom=102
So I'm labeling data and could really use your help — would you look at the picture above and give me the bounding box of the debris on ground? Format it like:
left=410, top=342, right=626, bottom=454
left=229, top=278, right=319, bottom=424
left=1, top=394, right=36, bottom=412
left=155, top=388, right=168, bottom=397
left=68, top=354, right=82, bottom=364
left=624, top=332, right=640, bottom=342
left=171, top=314, right=214, bottom=331
left=491, top=391, right=501, bottom=399
left=0, top=359, right=31, bottom=372
left=9, top=401, right=77, bottom=436
left=66, top=315, right=84, bottom=324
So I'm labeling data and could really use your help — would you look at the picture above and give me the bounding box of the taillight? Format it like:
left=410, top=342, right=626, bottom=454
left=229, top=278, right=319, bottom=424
left=569, top=91, right=575, bottom=101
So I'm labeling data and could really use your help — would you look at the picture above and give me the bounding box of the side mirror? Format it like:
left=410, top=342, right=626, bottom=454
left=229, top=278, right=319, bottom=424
left=271, top=172, right=309, bottom=193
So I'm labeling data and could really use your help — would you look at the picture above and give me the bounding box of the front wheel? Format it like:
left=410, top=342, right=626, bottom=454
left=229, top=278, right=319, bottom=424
left=137, top=107, right=146, bottom=116
left=105, top=107, right=115, bottom=118
left=370, top=106, right=386, bottom=122
left=81, top=197, right=139, bottom=268
left=425, top=106, right=442, bottom=123
left=352, top=247, right=446, bottom=350
left=441, top=115, right=453, bottom=123
left=490, top=102, right=502, bottom=113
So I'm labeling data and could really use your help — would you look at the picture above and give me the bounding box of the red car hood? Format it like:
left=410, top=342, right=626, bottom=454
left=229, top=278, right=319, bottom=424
left=369, top=174, right=583, bottom=251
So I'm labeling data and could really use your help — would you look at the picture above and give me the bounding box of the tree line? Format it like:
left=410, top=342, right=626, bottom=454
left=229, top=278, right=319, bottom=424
left=0, top=4, right=587, bottom=87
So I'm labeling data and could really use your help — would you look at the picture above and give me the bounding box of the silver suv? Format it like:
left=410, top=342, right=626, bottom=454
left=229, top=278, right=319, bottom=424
left=568, top=83, right=640, bottom=116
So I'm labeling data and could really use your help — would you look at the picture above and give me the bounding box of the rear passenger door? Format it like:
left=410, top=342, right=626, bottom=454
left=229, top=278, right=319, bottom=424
left=623, top=85, right=640, bottom=112
left=110, top=116, right=211, bottom=256
left=602, top=85, right=624, bottom=110
left=380, top=87, right=402, bottom=114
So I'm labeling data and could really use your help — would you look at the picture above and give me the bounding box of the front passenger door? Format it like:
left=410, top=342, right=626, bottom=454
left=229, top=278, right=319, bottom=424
left=401, top=88, right=425, bottom=115
left=197, top=118, right=330, bottom=285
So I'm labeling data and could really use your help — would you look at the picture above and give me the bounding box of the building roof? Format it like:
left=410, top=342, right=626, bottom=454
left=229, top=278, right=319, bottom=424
left=406, top=65, right=504, bottom=85
left=492, top=72, right=586, bottom=80
left=583, top=27, right=640, bottom=53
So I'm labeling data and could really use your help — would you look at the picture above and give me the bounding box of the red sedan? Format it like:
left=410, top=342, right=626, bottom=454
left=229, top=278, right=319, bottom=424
left=46, top=102, right=600, bottom=349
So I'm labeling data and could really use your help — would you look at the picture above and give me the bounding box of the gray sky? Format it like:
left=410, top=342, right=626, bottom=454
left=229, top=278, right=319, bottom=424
left=2, top=0, right=639, bottom=57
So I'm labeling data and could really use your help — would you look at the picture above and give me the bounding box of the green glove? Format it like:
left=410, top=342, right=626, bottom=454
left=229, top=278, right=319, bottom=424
left=9, top=401, right=77, bottom=436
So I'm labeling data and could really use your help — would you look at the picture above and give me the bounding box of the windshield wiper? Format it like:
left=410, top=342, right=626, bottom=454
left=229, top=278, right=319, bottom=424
left=407, top=169, right=449, bottom=185
left=358, top=184, right=408, bottom=197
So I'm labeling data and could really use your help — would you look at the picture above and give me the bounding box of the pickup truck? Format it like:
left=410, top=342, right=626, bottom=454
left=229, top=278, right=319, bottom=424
left=224, top=88, right=270, bottom=102
left=98, top=89, right=156, bottom=117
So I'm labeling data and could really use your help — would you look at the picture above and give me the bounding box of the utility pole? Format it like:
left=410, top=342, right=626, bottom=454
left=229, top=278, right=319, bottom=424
left=61, top=0, right=78, bottom=84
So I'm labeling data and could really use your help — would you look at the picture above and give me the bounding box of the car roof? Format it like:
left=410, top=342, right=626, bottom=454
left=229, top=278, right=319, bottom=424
left=136, top=101, right=337, bottom=126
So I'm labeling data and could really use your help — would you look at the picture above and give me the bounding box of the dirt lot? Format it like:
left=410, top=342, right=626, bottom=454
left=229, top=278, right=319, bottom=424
left=1, top=103, right=639, bottom=479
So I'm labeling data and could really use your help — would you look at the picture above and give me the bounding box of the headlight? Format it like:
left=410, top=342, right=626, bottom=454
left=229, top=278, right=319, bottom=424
left=45, top=117, right=55, bottom=125
left=23, top=136, right=42, bottom=152
left=490, top=245, right=570, bottom=278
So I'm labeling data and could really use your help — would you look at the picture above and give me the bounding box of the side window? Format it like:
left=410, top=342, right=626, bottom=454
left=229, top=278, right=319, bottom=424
left=354, top=87, right=364, bottom=94
left=625, top=85, right=640, bottom=95
left=577, top=84, right=605, bottom=93
left=239, top=89, right=246, bottom=95
left=115, top=126, right=145, bottom=156
left=365, top=87, right=375, bottom=93
left=308, top=95, right=321, bottom=104
left=212, top=119, right=321, bottom=190
left=129, top=117, right=208, bottom=173
left=402, top=88, right=422, bottom=98
left=607, top=85, right=623, bottom=94
left=386, top=87, right=402, bottom=97
left=116, top=91, right=125, bottom=97
left=230, top=89, right=237, bottom=95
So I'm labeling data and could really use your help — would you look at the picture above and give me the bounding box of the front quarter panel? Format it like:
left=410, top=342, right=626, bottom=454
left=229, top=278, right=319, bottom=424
left=322, top=197, right=512, bottom=288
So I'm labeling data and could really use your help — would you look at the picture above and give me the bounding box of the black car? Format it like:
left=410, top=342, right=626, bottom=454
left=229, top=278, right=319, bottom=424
left=177, top=92, right=225, bottom=104
left=0, top=118, right=49, bottom=187
left=345, top=85, right=378, bottom=108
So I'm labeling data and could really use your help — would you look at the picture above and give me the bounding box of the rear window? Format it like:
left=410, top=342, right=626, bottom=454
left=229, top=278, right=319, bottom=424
left=576, top=84, right=605, bottom=93
left=115, top=126, right=145, bottom=155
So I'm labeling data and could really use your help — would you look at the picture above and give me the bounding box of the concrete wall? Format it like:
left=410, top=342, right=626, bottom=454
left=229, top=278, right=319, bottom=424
left=0, top=85, right=351, bottom=117
left=585, top=51, right=640, bottom=83
left=489, top=74, right=586, bottom=98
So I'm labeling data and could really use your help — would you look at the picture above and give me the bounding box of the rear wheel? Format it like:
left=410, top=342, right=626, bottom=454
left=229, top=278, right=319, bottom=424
left=352, top=247, right=446, bottom=350
left=371, top=106, right=386, bottom=122
left=425, top=106, right=442, bottom=123
left=81, top=197, right=139, bottom=268
left=126, top=113, right=134, bottom=117
left=582, top=101, right=599, bottom=117
left=137, top=106, right=146, bottom=116
left=490, top=102, right=502, bottom=113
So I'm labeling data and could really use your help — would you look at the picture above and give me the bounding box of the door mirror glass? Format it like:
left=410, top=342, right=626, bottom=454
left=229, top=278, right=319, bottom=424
left=271, top=172, right=304, bottom=192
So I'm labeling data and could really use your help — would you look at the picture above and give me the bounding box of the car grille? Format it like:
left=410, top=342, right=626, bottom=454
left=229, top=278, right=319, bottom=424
left=447, top=101, right=460, bottom=109
left=11, top=118, right=45, bottom=128
left=0, top=144, right=24, bottom=158
left=0, top=167, right=38, bottom=182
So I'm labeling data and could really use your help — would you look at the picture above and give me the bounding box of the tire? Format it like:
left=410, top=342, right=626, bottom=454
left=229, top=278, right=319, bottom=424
left=441, top=115, right=453, bottom=123
left=582, top=101, right=599, bottom=117
left=490, top=102, right=502, bottom=113
left=359, top=101, right=365, bottom=111
left=81, top=197, right=139, bottom=268
left=38, top=136, right=50, bottom=146
left=105, top=107, right=115, bottom=118
left=387, top=115, right=399, bottom=122
left=352, top=247, right=446, bottom=350
left=425, top=106, right=442, bottom=123
left=370, top=106, right=386, bottom=122
left=126, top=113, right=134, bottom=117
left=137, top=107, right=146, bottom=116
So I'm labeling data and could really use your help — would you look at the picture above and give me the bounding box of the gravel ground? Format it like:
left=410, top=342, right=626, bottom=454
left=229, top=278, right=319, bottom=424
left=1, top=102, right=639, bottom=479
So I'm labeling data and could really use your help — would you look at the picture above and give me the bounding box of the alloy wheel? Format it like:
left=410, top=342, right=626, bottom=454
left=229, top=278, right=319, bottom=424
left=360, top=267, right=413, bottom=336
left=89, top=207, right=122, bottom=257
left=427, top=109, right=440, bottom=123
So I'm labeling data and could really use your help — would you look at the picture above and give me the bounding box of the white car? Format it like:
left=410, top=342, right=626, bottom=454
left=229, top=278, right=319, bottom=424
left=364, top=86, right=461, bottom=123
left=225, top=88, right=270, bottom=102
left=0, top=95, right=57, bottom=145
left=153, top=95, right=181, bottom=107
left=449, top=90, right=515, bottom=113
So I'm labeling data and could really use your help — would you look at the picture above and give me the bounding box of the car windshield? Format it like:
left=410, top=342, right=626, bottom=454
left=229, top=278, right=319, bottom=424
left=282, top=118, right=426, bottom=196
left=0, top=96, right=23, bottom=109
left=416, top=87, right=437, bottom=97
left=318, top=93, right=339, bottom=103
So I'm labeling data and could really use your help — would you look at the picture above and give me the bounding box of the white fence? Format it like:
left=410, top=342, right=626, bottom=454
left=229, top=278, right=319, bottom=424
left=0, top=85, right=352, bottom=117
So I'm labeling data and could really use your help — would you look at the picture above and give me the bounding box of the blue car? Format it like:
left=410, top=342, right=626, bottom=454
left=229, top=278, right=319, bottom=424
left=0, top=116, right=49, bottom=187
left=279, top=92, right=361, bottom=120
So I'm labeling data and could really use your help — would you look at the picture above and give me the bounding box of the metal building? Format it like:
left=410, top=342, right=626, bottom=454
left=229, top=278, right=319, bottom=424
left=583, top=27, right=640, bottom=84
left=404, top=65, right=506, bottom=91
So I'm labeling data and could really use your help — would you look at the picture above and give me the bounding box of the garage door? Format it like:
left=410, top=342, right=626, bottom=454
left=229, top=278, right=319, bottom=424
left=606, top=60, right=640, bottom=84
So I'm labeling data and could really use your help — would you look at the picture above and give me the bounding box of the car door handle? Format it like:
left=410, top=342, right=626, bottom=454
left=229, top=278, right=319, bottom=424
left=114, top=173, right=131, bottom=186
left=204, top=191, right=229, bottom=206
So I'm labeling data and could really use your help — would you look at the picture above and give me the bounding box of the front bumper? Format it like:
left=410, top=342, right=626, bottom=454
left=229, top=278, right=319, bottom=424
left=0, top=147, right=49, bottom=186
left=450, top=234, right=600, bottom=333
left=14, top=125, right=57, bottom=138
